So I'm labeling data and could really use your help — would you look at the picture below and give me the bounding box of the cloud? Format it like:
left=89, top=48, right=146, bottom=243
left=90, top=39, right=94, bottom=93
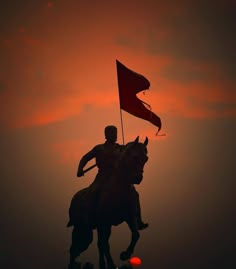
left=1, top=48, right=235, bottom=130
left=51, top=139, right=85, bottom=164
left=0, top=0, right=235, bottom=131
left=114, top=0, right=235, bottom=80
left=142, top=77, right=236, bottom=119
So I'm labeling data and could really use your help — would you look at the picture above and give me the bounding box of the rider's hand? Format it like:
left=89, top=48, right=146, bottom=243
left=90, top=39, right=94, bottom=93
left=77, top=170, right=84, bottom=177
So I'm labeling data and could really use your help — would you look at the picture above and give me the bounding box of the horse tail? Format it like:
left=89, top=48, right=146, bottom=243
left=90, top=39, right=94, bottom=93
left=69, top=226, right=93, bottom=259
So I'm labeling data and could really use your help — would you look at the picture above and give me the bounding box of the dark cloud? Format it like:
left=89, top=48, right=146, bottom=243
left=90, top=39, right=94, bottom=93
left=0, top=1, right=42, bottom=36
left=151, top=1, right=234, bottom=70
left=159, top=66, right=209, bottom=83
left=115, top=0, right=235, bottom=81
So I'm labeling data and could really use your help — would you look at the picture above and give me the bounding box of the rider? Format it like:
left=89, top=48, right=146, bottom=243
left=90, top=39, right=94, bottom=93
left=77, top=125, right=148, bottom=230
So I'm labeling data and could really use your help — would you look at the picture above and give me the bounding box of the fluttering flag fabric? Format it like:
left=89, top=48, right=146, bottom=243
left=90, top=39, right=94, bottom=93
left=116, top=60, right=162, bottom=133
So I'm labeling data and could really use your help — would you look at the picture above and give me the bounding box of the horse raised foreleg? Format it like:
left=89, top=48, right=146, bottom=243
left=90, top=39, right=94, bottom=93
left=120, top=218, right=140, bottom=261
left=97, top=225, right=116, bottom=269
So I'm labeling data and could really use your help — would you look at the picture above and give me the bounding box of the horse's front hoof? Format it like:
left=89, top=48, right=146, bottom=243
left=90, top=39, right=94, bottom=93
left=120, top=251, right=131, bottom=261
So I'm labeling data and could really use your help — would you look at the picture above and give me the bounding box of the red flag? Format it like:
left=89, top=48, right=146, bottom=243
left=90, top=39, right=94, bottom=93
left=116, top=60, right=162, bottom=133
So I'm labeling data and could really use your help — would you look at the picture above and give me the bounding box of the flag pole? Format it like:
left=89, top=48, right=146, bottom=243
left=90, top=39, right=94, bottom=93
left=119, top=107, right=125, bottom=145
left=116, top=60, right=125, bottom=145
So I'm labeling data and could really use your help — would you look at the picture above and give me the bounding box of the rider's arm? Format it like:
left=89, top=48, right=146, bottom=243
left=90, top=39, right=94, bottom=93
left=77, top=146, right=97, bottom=177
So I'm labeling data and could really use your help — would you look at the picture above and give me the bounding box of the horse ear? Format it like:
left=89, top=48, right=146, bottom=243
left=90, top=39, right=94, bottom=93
left=144, top=136, right=148, bottom=146
left=134, top=136, right=139, bottom=143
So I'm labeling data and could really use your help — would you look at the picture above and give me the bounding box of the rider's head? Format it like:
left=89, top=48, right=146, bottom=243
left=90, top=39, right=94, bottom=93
left=104, top=125, right=117, bottom=142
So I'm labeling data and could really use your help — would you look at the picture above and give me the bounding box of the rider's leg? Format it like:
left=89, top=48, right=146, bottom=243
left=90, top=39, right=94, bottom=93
left=135, top=190, right=149, bottom=230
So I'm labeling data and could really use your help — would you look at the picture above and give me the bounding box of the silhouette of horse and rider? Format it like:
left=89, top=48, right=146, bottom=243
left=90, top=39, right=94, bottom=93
left=67, top=125, right=149, bottom=269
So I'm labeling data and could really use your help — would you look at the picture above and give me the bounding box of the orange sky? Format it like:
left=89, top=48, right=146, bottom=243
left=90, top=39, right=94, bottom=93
left=0, top=1, right=234, bottom=268
left=0, top=0, right=235, bottom=131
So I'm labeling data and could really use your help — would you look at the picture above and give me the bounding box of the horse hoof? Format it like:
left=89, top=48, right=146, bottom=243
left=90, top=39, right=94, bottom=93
left=120, top=251, right=131, bottom=261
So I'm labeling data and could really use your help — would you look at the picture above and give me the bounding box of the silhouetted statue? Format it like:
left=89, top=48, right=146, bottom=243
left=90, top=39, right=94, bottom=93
left=67, top=129, right=149, bottom=269
left=67, top=126, right=148, bottom=230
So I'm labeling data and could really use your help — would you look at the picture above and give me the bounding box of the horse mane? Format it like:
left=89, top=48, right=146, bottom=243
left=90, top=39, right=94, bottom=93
left=109, top=138, right=147, bottom=187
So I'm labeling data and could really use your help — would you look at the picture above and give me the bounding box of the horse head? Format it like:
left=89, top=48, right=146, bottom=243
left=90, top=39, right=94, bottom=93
left=121, top=136, right=149, bottom=184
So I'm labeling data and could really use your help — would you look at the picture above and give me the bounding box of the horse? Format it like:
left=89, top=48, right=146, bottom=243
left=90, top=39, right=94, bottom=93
left=67, top=136, right=149, bottom=269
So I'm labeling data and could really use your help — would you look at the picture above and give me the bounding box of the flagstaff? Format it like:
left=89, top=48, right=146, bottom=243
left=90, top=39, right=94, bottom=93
left=116, top=59, right=125, bottom=145
left=119, top=107, right=125, bottom=145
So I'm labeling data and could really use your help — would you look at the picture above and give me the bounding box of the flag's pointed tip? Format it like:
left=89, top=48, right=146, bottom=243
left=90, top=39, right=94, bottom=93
left=116, top=59, right=121, bottom=65
left=155, top=127, right=162, bottom=136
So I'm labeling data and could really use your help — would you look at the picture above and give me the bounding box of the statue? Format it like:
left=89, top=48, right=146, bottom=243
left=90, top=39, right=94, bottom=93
left=67, top=130, right=149, bottom=269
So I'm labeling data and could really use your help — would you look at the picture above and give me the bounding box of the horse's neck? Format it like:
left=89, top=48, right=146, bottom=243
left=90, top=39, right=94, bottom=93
left=110, top=165, right=131, bottom=188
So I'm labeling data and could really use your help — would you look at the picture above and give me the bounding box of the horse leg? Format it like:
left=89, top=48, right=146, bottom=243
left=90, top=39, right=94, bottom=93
left=69, top=226, right=93, bottom=268
left=97, top=225, right=116, bottom=269
left=120, top=218, right=140, bottom=261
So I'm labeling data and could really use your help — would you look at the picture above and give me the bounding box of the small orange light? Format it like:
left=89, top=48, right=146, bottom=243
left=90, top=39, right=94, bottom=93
left=129, top=256, right=142, bottom=266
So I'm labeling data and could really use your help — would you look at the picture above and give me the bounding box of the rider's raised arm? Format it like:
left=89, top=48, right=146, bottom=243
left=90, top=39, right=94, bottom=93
left=77, top=146, right=97, bottom=177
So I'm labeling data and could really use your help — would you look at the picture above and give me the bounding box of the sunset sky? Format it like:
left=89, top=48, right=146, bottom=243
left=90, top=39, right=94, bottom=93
left=0, top=1, right=235, bottom=268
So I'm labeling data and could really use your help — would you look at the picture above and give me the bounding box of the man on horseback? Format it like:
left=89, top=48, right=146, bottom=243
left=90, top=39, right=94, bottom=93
left=77, top=125, right=148, bottom=230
